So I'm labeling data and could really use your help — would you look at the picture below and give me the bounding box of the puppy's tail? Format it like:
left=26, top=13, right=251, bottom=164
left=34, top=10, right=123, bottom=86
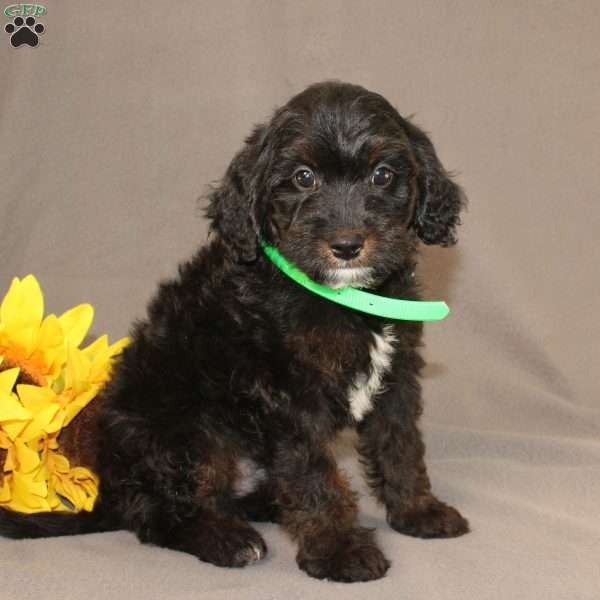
left=0, top=504, right=116, bottom=539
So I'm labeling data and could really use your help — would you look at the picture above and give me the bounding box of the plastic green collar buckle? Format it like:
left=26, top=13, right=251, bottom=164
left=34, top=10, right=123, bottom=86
left=260, top=241, right=449, bottom=322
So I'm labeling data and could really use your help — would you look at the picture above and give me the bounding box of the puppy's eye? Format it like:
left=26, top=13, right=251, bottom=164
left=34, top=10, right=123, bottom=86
left=293, top=167, right=317, bottom=191
left=371, top=166, right=395, bottom=188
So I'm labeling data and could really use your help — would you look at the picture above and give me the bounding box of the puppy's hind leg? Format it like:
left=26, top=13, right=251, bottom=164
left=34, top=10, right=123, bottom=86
left=107, top=444, right=267, bottom=568
left=182, top=453, right=268, bottom=567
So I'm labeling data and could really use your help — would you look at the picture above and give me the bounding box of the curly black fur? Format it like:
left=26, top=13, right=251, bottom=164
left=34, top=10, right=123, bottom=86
left=0, top=81, right=468, bottom=582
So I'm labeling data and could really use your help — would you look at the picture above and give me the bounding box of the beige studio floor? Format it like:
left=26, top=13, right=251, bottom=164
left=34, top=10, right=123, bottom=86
left=1, top=2, right=599, bottom=598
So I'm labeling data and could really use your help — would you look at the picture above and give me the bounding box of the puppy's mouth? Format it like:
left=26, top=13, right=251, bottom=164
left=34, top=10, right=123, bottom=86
left=279, top=236, right=382, bottom=290
left=317, top=238, right=377, bottom=289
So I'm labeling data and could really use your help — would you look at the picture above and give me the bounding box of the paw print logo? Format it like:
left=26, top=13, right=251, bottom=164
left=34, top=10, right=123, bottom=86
left=5, top=16, right=45, bottom=47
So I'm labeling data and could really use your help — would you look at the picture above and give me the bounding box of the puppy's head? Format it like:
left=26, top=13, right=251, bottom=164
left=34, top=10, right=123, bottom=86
left=208, top=81, right=465, bottom=288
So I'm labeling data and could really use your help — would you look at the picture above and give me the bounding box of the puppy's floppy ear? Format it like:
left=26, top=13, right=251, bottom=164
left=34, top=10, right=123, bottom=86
left=404, top=119, right=466, bottom=246
left=206, top=125, right=270, bottom=262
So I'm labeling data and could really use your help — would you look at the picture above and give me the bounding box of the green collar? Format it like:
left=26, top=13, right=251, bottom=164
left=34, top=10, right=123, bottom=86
left=260, top=241, right=449, bottom=322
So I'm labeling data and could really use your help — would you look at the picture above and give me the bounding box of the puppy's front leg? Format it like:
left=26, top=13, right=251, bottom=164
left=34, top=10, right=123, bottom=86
left=272, top=432, right=390, bottom=582
left=357, top=372, right=469, bottom=538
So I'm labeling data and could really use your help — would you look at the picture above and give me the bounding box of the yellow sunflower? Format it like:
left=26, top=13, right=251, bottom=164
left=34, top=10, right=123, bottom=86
left=0, top=275, right=128, bottom=514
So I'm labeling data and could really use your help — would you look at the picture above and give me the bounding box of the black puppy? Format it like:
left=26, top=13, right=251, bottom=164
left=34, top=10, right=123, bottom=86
left=0, top=81, right=468, bottom=582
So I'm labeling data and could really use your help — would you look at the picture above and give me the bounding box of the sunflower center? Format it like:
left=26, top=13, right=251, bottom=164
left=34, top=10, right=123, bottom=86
left=0, top=353, right=46, bottom=387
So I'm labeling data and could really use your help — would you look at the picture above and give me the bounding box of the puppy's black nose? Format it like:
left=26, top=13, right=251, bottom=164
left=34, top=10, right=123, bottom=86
left=330, top=235, right=364, bottom=260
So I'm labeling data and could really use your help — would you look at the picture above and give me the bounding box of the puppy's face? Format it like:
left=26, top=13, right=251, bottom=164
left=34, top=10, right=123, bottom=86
left=208, top=82, right=465, bottom=288
left=263, top=88, right=419, bottom=288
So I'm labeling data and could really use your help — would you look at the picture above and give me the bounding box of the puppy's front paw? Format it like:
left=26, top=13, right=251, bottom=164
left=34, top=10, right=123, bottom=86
left=297, top=528, right=390, bottom=582
left=389, top=496, right=469, bottom=539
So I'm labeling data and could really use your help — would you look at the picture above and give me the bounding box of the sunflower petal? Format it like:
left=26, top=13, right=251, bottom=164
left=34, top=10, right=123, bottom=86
left=38, top=314, right=64, bottom=347
left=80, top=335, right=108, bottom=359
left=70, top=466, right=97, bottom=480
left=15, top=440, right=40, bottom=473
left=58, top=304, right=94, bottom=349
left=15, top=384, right=56, bottom=411
left=82, top=335, right=128, bottom=382
left=8, top=327, right=36, bottom=356
left=0, top=276, right=44, bottom=335
left=12, top=469, right=48, bottom=511
left=63, top=388, right=97, bottom=426
left=50, top=452, right=70, bottom=474
left=0, top=393, right=32, bottom=422
left=19, top=404, right=62, bottom=442
left=64, top=347, right=91, bottom=395
left=0, top=367, right=19, bottom=395
left=2, top=420, right=29, bottom=441
left=108, top=337, right=130, bottom=356
left=83, top=496, right=96, bottom=512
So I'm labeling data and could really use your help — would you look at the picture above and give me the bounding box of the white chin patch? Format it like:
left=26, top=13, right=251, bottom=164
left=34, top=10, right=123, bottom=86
left=324, top=267, right=375, bottom=289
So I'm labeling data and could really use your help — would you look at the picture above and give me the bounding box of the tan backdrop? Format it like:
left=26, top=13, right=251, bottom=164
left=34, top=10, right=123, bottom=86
left=1, top=1, right=598, bottom=598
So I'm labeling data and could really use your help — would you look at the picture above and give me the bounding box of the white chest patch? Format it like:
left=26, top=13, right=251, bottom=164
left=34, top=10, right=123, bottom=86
left=348, top=325, right=396, bottom=421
